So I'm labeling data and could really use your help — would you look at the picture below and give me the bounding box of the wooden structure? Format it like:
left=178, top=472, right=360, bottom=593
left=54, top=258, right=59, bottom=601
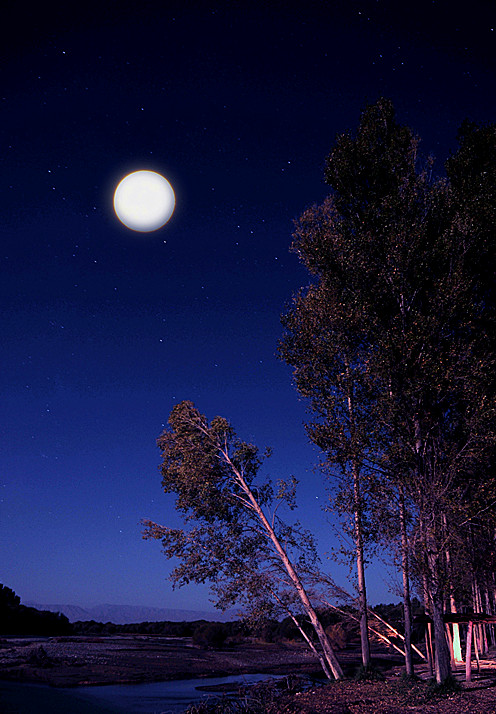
left=416, top=612, right=496, bottom=682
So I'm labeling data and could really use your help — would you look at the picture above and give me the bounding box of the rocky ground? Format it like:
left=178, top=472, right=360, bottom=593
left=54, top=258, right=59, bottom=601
left=0, top=635, right=323, bottom=687
left=2, top=636, right=496, bottom=712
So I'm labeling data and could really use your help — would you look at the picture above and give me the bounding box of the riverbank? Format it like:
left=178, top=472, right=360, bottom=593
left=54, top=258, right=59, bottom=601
left=2, top=637, right=496, bottom=712
left=0, top=635, right=325, bottom=687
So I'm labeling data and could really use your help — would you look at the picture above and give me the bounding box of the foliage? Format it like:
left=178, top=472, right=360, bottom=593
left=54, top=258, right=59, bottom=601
left=353, top=663, right=384, bottom=681
left=280, top=97, right=496, bottom=682
left=0, top=584, right=71, bottom=636
left=183, top=678, right=302, bottom=714
left=143, top=401, right=316, bottom=615
left=325, top=622, right=347, bottom=650
left=70, top=618, right=253, bottom=641
left=71, top=612, right=346, bottom=642
left=0, top=584, right=21, bottom=609
left=281, top=98, right=496, bottom=548
left=424, top=675, right=462, bottom=700
left=372, top=599, right=423, bottom=628
left=143, top=400, right=344, bottom=680
left=193, top=622, right=229, bottom=649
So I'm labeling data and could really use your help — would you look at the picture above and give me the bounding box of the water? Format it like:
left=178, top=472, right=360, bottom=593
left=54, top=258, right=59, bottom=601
left=0, top=680, right=118, bottom=713
left=0, top=673, right=284, bottom=713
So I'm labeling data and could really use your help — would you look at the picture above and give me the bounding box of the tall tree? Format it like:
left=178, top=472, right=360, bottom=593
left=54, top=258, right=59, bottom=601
left=444, top=119, right=496, bottom=644
left=280, top=98, right=496, bottom=682
left=142, top=400, right=344, bottom=680
left=280, top=97, right=427, bottom=674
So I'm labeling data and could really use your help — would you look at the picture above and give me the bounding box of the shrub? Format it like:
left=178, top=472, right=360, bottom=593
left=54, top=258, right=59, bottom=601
left=425, top=675, right=461, bottom=699
left=325, top=623, right=347, bottom=650
left=353, top=663, right=384, bottom=681
left=193, top=623, right=228, bottom=649
left=183, top=680, right=296, bottom=713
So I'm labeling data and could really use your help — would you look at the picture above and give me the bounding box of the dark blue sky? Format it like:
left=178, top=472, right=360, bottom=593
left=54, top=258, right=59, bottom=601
left=2, top=0, right=496, bottom=613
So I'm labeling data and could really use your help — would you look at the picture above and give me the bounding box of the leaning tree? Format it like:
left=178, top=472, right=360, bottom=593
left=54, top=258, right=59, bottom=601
left=143, top=400, right=344, bottom=680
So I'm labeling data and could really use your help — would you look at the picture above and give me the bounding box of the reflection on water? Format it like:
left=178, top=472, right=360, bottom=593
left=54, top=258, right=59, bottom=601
left=74, top=674, right=284, bottom=713
left=0, top=673, right=284, bottom=714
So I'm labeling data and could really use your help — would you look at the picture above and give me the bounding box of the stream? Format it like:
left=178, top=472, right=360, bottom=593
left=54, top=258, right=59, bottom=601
left=0, top=673, right=287, bottom=713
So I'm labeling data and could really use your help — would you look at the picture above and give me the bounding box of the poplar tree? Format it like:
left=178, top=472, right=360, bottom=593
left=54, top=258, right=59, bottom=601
left=143, top=400, right=344, bottom=680
left=280, top=99, right=496, bottom=682
left=280, top=98, right=427, bottom=674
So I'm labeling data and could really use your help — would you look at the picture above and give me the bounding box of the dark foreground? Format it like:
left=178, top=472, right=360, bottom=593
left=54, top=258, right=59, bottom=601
left=2, top=636, right=496, bottom=713
left=292, top=675, right=496, bottom=714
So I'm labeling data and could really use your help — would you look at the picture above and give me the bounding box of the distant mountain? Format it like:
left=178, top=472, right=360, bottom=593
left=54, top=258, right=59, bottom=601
left=25, top=602, right=234, bottom=624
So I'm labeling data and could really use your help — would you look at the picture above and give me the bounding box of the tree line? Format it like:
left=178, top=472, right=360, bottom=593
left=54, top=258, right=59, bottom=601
left=5, top=582, right=420, bottom=652
left=0, top=585, right=71, bottom=636
left=144, top=98, right=496, bottom=684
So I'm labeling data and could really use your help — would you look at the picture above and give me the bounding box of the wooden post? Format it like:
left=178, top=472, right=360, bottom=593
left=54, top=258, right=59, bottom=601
left=481, top=622, right=488, bottom=656
left=427, top=622, right=434, bottom=677
left=445, top=623, right=455, bottom=668
left=424, top=629, right=432, bottom=675
left=474, top=624, right=481, bottom=674
left=465, top=620, right=473, bottom=683
left=484, top=588, right=494, bottom=647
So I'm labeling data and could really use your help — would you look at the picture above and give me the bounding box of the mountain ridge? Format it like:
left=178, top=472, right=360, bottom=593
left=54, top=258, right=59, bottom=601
left=25, top=602, right=234, bottom=624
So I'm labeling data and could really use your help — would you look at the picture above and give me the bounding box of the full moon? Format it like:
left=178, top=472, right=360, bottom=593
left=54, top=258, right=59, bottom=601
left=113, top=170, right=175, bottom=232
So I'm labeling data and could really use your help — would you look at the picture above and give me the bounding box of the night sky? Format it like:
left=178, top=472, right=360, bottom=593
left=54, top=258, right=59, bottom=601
left=2, top=0, right=496, bottom=613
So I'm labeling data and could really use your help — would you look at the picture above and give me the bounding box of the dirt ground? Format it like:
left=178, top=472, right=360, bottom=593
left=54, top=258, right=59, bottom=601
left=291, top=676, right=496, bottom=713
left=291, top=654, right=496, bottom=714
left=2, top=636, right=496, bottom=712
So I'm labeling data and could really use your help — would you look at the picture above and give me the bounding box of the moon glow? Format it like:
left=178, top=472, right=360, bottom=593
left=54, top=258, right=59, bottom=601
left=113, top=170, right=175, bottom=232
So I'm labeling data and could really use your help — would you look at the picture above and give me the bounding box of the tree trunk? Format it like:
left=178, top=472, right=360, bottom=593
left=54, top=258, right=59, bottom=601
left=367, top=607, right=426, bottom=660
left=445, top=623, right=455, bottom=668
left=255, top=496, right=343, bottom=679
left=399, top=489, right=414, bottom=676
left=229, top=456, right=344, bottom=680
left=484, top=586, right=494, bottom=647
left=346, top=362, right=371, bottom=668
left=354, top=464, right=371, bottom=668
left=473, top=580, right=488, bottom=655
left=416, top=421, right=450, bottom=683
left=424, top=522, right=451, bottom=682
left=423, top=574, right=434, bottom=677
left=474, top=624, right=481, bottom=673
left=465, top=620, right=473, bottom=682
left=280, top=601, right=333, bottom=680
left=443, top=530, right=462, bottom=663
left=426, top=623, right=434, bottom=677
left=430, top=588, right=452, bottom=683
